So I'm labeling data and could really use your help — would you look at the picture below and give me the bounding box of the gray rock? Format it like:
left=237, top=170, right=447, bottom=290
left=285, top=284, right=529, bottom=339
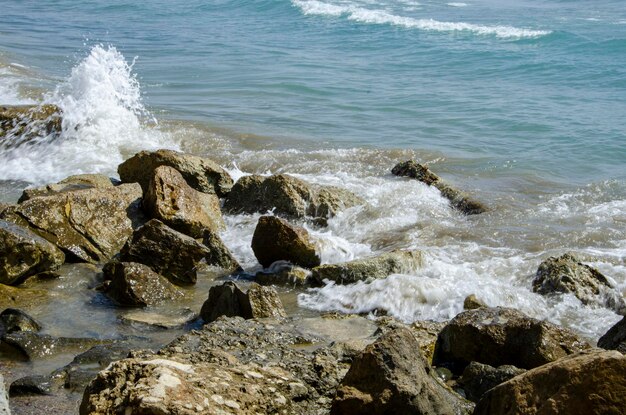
left=598, top=316, right=626, bottom=354
left=0, top=373, right=9, bottom=415
left=0, top=308, right=41, bottom=335
left=459, top=362, right=525, bottom=402
left=18, top=174, right=116, bottom=203
left=9, top=375, right=55, bottom=397
left=1, top=332, right=110, bottom=361
left=255, top=263, right=311, bottom=287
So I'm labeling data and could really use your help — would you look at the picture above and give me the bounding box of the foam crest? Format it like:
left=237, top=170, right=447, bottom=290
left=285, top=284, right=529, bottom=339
left=0, top=65, right=35, bottom=105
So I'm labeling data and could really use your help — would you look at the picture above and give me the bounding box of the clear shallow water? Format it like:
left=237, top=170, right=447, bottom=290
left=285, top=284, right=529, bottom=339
left=0, top=0, right=625, bottom=341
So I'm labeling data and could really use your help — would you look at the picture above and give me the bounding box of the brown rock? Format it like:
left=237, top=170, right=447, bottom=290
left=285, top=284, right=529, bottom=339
left=18, top=174, right=116, bottom=203
left=0, top=284, right=48, bottom=309
left=459, top=362, right=525, bottom=402
left=255, top=264, right=311, bottom=287
left=251, top=216, right=320, bottom=268
left=463, top=294, right=487, bottom=310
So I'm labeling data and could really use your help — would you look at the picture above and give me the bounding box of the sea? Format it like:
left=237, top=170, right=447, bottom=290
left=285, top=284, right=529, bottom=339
left=1, top=0, right=625, bottom=341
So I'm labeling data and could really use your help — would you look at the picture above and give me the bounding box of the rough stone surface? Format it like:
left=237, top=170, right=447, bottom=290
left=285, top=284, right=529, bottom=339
left=1, top=332, right=109, bottom=360
left=200, top=281, right=286, bottom=323
left=251, top=215, right=320, bottom=268
left=0, top=308, right=41, bottom=335
left=0, top=373, right=9, bottom=415
left=1, top=184, right=144, bottom=263
left=331, top=326, right=472, bottom=415
left=598, top=316, right=626, bottom=354
left=18, top=174, right=116, bottom=203
left=459, top=362, right=525, bottom=403
left=463, top=294, right=487, bottom=310
left=118, top=149, right=233, bottom=197
left=433, top=307, right=590, bottom=372
left=533, top=253, right=626, bottom=314
left=312, top=250, right=423, bottom=285
left=103, top=261, right=183, bottom=307
left=392, top=160, right=486, bottom=215
left=255, top=263, right=311, bottom=287
left=474, top=349, right=626, bottom=415
left=202, top=229, right=241, bottom=274
left=0, top=284, right=48, bottom=309
left=0, top=104, right=62, bottom=144
left=0, top=220, right=65, bottom=285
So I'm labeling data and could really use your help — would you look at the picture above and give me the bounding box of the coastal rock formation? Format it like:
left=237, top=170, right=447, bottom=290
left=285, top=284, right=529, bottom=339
left=143, top=165, right=225, bottom=237
left=1, top=183, right=143, bottom=263
left=0, top=308, right=42, bottom=335
left=102, top=261, right=183, bottom=307
left=255, top=263, right=311, bottom=287
left=0, top=284, right=48, bottom=309
left=598, top=316, right=626, bottom=354
left=201, top=229, right=241, bottom=274
left=0, top=220, right=65, bottom=285
left=433, top=307, right=589, bottom=372
left=118, top=149, right=233, bottom=197
left=18, top=174, right=116, bottom=203
left=391, top=160, right=486, bottom=215
left=200, top=281, right=286, bottom=323
left=311, top=250, right=423, bottom=285
left=1, top=332, right=109, bottom=361
left=533, top=253, right=626, bottom=314
left=331, top=327, right=472, bottom=415
left=251, top=215, right=320, bottom=268
left=473, top=349, right=626, bottom=415
left=458, top=362, right=525, bottom=402
left=0, top=104, right=62, bottom=144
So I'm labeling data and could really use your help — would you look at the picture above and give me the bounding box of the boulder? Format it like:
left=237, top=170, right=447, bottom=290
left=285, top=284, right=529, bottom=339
left=202, top=230, right=242, bottom=274
left=312, top=250, right=423, bottom=285
left=331, top=326, right=471, bottom=415
left=1, top=332, right=109, bottom=360
left=392, top=160, right=486, bottom=215
left=459, top=362, right=525, bottom=403
left=533, top=253, right=626, bottom=314
left=0, top=373, right=9, bottom=415
left=1, top=184, right=144, bottom=263
left=463, top=294, right=487, bottom=310
left=118, top=149, right=233, bottom=197
left=103, top=261, right=183, bottom=307
left=433, top=307, right=589, bottom=372
left=0, top=220, right=65, bottom=285
left=474, top=349, right=626, bottom=415
left=18, top=174, right=116, bottom=203
left=251, top=216, right=320, bottom=268
left=598, top=316, right=626, bottom=354
left=0, top=104, right=62, bottom=144
left=0, top=308, right=41, bottom=335
left=143, top=165, right=224, bottom=237
left=200, top=281, right=286, bottom=323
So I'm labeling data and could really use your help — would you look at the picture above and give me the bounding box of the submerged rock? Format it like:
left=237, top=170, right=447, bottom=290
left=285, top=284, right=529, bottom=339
left=392, top=160, right=486, bottom=215
left=533, top=253, right=626, bottom=314
left=1, top=332, right=109, bottom=360
left=459, top=362, right=525, bottom=403
left=311, top=250, right=423, bottom=285
left=598, top=316, right=626, bottom=354
left=255, top=263, right=311, bottom=287
left=18, top=174, right=116, bottom=203
left=118, top=149, right=233, bottom=197
left=0, top=220, right=65, bottom=285
left=0, top=308, right=41, bottom=335
left=0, top=104, right=62, bottom=144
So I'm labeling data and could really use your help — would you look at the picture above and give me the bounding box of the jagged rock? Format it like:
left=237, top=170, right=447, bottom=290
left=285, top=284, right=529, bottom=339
left=202, top=229, right=241, bottom=274
left=224, top=174, right=364, bottom=222
left=0, top=308, right=41, bottom=335
left=103, top=261, right=183, bottom=307
left=118, top=149, right=233, bottom=197
left=251, top=215, right=320, bottom=268
left=1, top=332, right=109, bottom=360
left=255, top=263, right=311, bottom=287
left=0, top=104, right=62, bottom=145
left=533, top=253, right=626, bottom=314
left=18, top=174, right=116, bottom=203
left=0, top=373, right=9, bottom=415
left=331, top=326, right=472, bottom=415
left=200, top=281, right=286, bottom=323
left=312, top=250, right=423, bottom=285
left=392, top=160, right=486, bottom=215
left=474, top=349, right=626, bottom=415
left=598, top=316, right=626, bottom=354
left=0, top=220, right=65, bottom=285
left=433, top=307, right=590, bottom=372
left=463, top=294, right=487, bottom=310
left=1, top=184, right=144, bottom=263
left=459, top=362, right=525, bottom=402
left=143, top=165, right=224, bottom=237
left=0, top=284, right=48, bottom=309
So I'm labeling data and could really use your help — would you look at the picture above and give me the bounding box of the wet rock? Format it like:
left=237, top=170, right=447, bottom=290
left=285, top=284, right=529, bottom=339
left=459, top=362, right=525, bottom=402
left=433, top=307, right=589, bottom=372
left=0, top=104, right=62, bottom=145
left=312, top=250, right=423, bottom=285
left=119, top=308, right=197, bottom=330
left=0, top=204, right=8, bottom=217
left=118, top=149, right=233, bottom=197
left=410, top=320, right=447, bottom=365
left=255, top=263, right=311, bottom=287
left=463, top=294, right=487, bottom=310
left=251, top=215, right=320, bottom=268
left=18, top=174, right=116, bottom=203
left=143, top=165, right=224, bottom=237
left=200, top=281, right=286, bottom=323
left=1, top=332, right=110, bottom=360
left=103, top=261, right=183, bottom=307
left=474, top=349, right=626, bottom=415
left=533, top=253, right=626, bottom=314
left=9, top=375, right=55, bottom=397
left=0, top=220, right=65, bottom=285
left=1, top=184, right=144, bottom=263
left=0, top=373, right=8, bottom=415
left=598, top=316, right=626, bottom=354
left=0, top=284, right=48, bottom=309
left=392, top=160, right=486, bottom=215
left=0, top=308, right=41, bottom=335
left=331, top=326, right=472, bottom=415
left=202, top=229, right=241, bottom=274
left=59, top=345, right=132, bottom=392
left=119, top=219, right=212, bottom=285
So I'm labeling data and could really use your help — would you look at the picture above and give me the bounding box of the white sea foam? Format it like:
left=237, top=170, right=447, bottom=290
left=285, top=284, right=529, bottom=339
left=447, top=2, right=467, bottom=7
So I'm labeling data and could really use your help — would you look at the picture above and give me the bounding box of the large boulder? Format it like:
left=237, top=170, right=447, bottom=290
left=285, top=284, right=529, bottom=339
left=200, top=281, right=286, bottom=323
left=474, top=349, right=626, bottom=415
left=118, top=149, right=233, bottom=197
left=251, top=215, right=320, bottom=268
left=458, top=361, right=525, bottom=403
left=0, top=104, right=62, bottom=144
left=533, top=253, right=626, bottom=314
left=1, top=184, right=144, bottom=263
left=18, top=174, right=116, bottom=203
left=598, top=316, right=626, bottom=354
left=312, top=250, right=423, bottom=285
left=331, top=326, right=471, bottom=415
left=433, top=307, right=589, bottom=372
left=392, top=160, right=486, bottom=215
left=0, top=220, right=65, bottom=285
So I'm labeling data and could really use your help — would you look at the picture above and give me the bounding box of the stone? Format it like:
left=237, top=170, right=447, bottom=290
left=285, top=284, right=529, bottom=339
left=103, top=261, right=183, bottom=307
left=119, top=308, right=197, bottom=330
left=331, top=326, right=471, bottom=415
left=463, top=294, right=487, bottom=310
left=255, top=263, right=311, bottom=287
left=0, top=104, right=62, bottom=144
left=409, top=320, right=447, bottom=365
left=533, top=253, right=626, bottom=314
left=392, top=160, right=486, bottom=215
left=18, top=174, right=116, bottom=203
left=200, top=281, right=286, bottom=323
left=1, top=332, right=109, bottom=360
left=0, top=308, right=41, bottom=335
left=251, top=215, right=320, bottom=268
left=0, top=373, right=9, bottom=415
left=459, top=362, right=525, bottom=402
left=598, top=316, right=626, bottom=354
left=0, top=220, right=65, bottom=285
left=0, top=284, right=48, bottom=309
left=143, top=165, right=224, bottom=237
left=9, top=375, right=55, bottom=397
left=433, top=307, right=590, bottom=372
left=1, top=184, right=144, bottom=263
left=474, top=349, right=626, bottom=415
left=118, top=149, right=233, bottom=197
left=312, top=250, right=423, bottom=285
left=202, top=229, right=241, bottom=274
